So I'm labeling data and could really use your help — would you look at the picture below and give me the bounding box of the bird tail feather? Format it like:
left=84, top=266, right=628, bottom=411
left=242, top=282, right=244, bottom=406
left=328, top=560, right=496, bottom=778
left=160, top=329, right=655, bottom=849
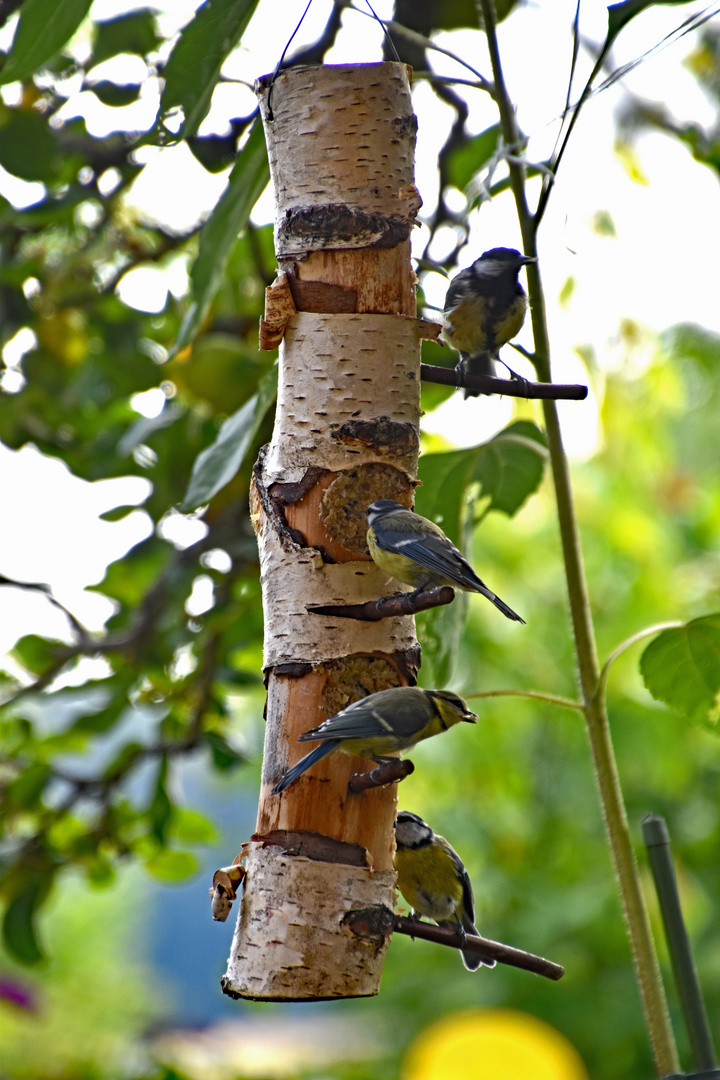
left=456, top=351, right=496, bottom=399
left=271, top=739, right=339, bottom=794
left=487, top=592, right=525, bottom=624
left=438, top=917, right=496, bottom=970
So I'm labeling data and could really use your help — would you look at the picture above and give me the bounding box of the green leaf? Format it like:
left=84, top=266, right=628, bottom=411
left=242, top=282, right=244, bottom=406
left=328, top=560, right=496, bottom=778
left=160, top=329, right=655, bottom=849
left=70, top=694, right=127, bottom=734
left=660, top=323, right=720, bottom=375
left=205, top=729, right=246, bottom=770
left=99, top=504, right=146, bottom=522
left=91, top=9, right=159, bottom=67
left=607, top=1, right=696, bottom=46
left=13, top=634, right=63, bottom=674
left=181, top=365, right=277, bottom=510
left=0, top=0, right=93, bottom=85
left=590, top=209, right=617, bottom=237
left=414, top=422, right=545, bottom=683
left=419, top=336, right=456, bottom=412
left=416, top=421, right=547, bottom=535
left=144, top=849, right=199, bottom=883
left=84, top=855, right=116, bottom=887
left=416, top=592, right=468, bottom=688
left=188, top=131, right=244, bottom=173
left=2, top=880, right=47, bottom=965
left=416, top=446, right=475, bottom=545
left=89, top=81, right=142, bottom=108
left=446, top=124, right=502, bottom=190
left=174, top=119, right=270, bottom=353
left=0, top=108, right=58, bottom=181
left=102, top=740, right=145, bottom=780
left=474, top=420, right=548, bottom=516
left=117, top=403, right=184, bottom=457
left=640, top=614, right=720, bottom=725
left=158, top=0, right=260, bottom=141
left=6, top=763, right=51, bottom=808
left=169, top=807, right=219, bottom=844
left=148, top=756, right=173, bottom=841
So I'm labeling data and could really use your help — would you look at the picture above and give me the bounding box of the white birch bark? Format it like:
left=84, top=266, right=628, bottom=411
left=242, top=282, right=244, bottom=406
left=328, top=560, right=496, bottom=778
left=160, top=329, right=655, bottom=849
left=224, top=62, right=419, bottom=1002
left=224, top=845, right=396, bottom=1001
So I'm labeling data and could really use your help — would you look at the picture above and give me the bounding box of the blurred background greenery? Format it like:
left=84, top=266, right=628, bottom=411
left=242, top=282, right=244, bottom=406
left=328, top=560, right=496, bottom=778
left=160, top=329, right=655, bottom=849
left=1, top=2, right=719, bottom=1078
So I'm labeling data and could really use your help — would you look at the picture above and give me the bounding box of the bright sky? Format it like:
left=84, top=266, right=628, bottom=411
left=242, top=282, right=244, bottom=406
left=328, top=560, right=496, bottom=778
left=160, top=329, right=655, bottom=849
left=1, top=0, right=719, bottom=654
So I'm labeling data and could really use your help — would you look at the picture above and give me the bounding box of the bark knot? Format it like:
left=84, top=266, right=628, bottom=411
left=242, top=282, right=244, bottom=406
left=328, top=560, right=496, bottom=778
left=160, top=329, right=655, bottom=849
left=341, top=905, right=395, bottom=948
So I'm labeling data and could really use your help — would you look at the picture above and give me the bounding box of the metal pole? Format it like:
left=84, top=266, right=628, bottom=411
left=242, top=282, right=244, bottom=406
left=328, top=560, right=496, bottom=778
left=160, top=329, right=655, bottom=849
left=642, top=813, right=718, bottom=1073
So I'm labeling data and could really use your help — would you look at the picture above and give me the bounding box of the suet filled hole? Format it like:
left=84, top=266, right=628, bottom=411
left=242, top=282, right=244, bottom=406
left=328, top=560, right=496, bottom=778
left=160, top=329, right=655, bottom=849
left=319, top=463, right=413, bottom=555
left=321, top=655, right=401, bottom=719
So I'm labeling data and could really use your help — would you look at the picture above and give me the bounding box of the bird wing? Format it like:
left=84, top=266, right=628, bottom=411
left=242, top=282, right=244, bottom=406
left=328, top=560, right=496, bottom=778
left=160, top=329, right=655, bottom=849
left=298, top=688, right=431, bottom=743
left=458, top=862, right=476, bottom=930
left=436, top=837, right=475, bottom=926
left=443, top=269, right=475, bottom=314
left=389, top=531, right=479, bottom=590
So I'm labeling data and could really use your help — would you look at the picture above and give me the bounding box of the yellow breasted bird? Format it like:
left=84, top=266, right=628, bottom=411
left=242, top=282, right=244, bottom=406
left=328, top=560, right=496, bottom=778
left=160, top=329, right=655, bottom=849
left=272, top=687, right=477, bottom=795
left=442, top=247, right=536, bottom=398
left=394, top=810, right=495, bottom=970
left=366, top=499, right=524, bottom=623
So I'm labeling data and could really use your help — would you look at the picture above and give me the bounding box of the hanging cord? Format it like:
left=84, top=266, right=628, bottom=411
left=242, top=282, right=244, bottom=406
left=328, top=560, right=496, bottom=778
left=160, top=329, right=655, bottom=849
left=266, top=0, right=314, bottom=120
left=267, top=0, right=402, bottom=120
left=362, top=0, right=400, bottom=62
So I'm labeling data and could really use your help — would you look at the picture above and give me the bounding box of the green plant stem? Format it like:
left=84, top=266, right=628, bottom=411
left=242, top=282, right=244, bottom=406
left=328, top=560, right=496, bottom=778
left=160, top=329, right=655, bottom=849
left=477, top=1, right=680, bottom=1074
left=467, top=689, right=583, bottom=713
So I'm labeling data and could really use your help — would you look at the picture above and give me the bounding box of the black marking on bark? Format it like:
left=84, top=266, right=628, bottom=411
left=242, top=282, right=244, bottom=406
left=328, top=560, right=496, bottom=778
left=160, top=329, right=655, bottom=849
left=331, top=416, right=418, bottom=458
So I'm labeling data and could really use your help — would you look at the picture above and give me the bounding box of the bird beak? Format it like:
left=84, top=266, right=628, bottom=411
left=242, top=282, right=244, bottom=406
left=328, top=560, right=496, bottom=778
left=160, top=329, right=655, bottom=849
left=463, top=711, right=478, bottom=724
left=520, top=255, right=538, bottom=265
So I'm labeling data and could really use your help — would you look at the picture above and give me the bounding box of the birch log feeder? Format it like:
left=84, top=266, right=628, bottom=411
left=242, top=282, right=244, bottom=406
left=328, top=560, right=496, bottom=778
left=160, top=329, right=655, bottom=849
left=222, top=63, right=428, bottom=1002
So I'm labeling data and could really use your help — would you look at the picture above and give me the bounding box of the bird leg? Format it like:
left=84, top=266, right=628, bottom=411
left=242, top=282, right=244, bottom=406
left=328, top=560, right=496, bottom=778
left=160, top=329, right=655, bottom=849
left=496, top=357, right=531, bottom=395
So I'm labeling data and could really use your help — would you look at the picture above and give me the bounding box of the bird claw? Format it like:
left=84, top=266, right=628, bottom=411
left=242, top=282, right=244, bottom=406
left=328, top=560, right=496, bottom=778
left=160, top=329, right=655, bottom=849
left=498, top=360, right=531, bottom=397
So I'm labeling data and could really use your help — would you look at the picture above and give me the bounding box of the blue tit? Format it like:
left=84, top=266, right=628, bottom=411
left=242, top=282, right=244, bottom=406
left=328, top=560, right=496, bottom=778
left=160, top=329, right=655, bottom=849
left=272, top=686, right=477, bottom=795
left=366, top=499, right=524, bottom=623
left=442, top=247, right=536, bottom=398
left=394, top=810, right=495, bottom=970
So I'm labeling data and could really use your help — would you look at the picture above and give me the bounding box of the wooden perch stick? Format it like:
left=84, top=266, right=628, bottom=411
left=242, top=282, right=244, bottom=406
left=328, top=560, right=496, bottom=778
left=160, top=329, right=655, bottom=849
left=348, top=759, right=415, bottom=793
left=393, top=915, right=565, bottom=980
left=307, top=586, right=454, bottom=621
left=421, top=363, right=588, bottom=400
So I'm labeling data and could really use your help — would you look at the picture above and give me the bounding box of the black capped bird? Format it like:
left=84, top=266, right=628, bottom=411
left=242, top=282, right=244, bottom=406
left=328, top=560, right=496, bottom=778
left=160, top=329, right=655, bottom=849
left=442, top=247, right=536, bottom=398
left=366, top=499, right=524, bottom=623
left=271, top=686, right=477, bottom=795
left=394, top=810, right=495, bottom=970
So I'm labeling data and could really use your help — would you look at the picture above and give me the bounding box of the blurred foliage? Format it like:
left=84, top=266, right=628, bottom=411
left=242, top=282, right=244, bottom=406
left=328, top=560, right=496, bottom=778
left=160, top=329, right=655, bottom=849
left=0, top=3, right=718, bottom=1080
left=0, top=0, right=272, bottom=980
